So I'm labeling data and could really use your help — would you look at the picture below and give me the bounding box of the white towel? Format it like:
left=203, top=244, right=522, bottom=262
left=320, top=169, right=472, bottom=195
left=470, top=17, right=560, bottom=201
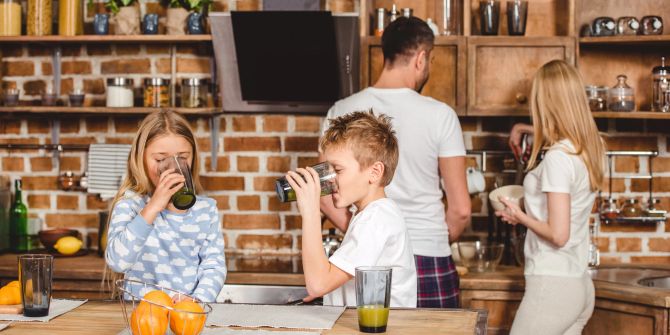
left=88, top=144, right=132, bottom=200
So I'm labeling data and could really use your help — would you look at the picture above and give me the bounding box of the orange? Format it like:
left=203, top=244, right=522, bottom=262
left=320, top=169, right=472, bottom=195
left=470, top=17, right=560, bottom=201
left=0, top=285, right=21, bottom=305
left=169, top=301, right=206, bottom=335
left=130, top=306, right=168, bottom=335
left=141, top=290, right=173, bottom=315
left=6, top=281, right=19, bottom=288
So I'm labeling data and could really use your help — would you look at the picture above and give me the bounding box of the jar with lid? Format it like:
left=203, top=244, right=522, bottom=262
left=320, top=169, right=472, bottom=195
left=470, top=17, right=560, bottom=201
left=644, top=198, right=666, bottom=217
left=585, top=85, right=608, bottom=111
left=652, top=57, right=670, bottom=113
left=106, top=78, right=134, bottom=108
left=641, top=16, right=663, bottom=35
left=27, top=0, right=53, bottom=36
left=608, top=74, right=635, bottom=112
left=0, top=0, right=22, bottom=36
left=144, top=78, right=170, bottom=107
left=592, top=17, right=616, bottom=36
left=621, top=198, right=642, bottom=218
left=599, top=198, right=619, bottom=221
left=616, top=16, right=639, bottom=35
left=58, top=0, right=83, bottom=36
left=181, top=78, right=208, bottom=108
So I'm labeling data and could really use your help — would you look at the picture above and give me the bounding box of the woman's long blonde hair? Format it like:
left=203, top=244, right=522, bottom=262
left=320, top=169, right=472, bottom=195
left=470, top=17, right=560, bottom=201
left=526, top=60, right=606, bottom=191
left=103, top=110, right=202, bottom=295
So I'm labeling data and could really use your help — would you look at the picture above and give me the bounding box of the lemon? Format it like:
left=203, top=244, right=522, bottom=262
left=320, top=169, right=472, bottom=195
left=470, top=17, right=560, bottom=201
left=54, top=236, right=82, bottom=255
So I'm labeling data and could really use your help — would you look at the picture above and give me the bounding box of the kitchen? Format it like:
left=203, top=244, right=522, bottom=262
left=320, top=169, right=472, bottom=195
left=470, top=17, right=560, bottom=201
left=0, top=0, right=669, bottom=334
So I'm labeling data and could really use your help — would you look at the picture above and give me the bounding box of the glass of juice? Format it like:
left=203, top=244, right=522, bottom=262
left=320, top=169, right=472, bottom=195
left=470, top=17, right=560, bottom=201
left=275, top=162, right=337, bottom=202
left=355, top=266, right=392, bottom=333
left=18, top=254, right=53, bottom=317
left=158, top=156, right=197, bottom=210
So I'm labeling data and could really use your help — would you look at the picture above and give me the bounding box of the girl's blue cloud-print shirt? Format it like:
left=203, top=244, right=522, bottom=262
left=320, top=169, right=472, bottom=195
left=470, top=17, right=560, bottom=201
left=106, top=190, right=226, bottom=302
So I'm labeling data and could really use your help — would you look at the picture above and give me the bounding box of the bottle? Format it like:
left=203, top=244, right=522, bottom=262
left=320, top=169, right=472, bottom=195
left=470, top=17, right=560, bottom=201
left=10, top=179, right=29, bottom=252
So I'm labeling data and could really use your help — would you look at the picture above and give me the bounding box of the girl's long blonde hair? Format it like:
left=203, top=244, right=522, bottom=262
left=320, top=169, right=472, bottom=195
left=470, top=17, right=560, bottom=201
left=526, top=60, right=606, bottom=192
left=103, top=110, right=202, bottom=295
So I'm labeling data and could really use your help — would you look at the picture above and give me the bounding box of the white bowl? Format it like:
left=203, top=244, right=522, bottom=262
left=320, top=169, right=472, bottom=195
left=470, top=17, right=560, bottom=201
left=488, top=185, right=524, bottom=212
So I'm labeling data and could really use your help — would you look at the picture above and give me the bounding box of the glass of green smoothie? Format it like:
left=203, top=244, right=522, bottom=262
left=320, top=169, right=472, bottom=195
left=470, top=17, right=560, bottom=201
left=275, top=162, right=337, bottom=202
left=355, top=266, right=392, bottom=333
left=158, top=155, right=197, bottom=210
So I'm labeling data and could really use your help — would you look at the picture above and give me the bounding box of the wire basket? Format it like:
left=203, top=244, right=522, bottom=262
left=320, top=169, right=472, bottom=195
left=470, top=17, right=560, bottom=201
left=116, top=279, right=213, bottom=335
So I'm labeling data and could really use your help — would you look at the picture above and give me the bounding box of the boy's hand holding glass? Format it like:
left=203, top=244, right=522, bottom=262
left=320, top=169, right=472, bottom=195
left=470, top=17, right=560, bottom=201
left=285, top=167, right=323, bottom=219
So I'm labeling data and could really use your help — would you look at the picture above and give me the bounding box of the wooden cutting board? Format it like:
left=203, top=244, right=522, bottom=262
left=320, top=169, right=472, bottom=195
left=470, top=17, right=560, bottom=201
left=0, top=304, right=23, bottom=314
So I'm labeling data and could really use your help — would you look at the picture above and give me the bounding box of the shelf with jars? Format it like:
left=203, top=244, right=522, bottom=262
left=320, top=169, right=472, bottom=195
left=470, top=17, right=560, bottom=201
left=0, top=35, right=213, bottom=43
left=0, top=107, right=219, bottom=115
left=598, top=150, right=668, bottom=225
left=580, top=34, right=670, bottom=46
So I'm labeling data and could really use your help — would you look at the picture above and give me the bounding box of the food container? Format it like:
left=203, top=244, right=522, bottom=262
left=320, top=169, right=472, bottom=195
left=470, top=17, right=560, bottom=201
left=3, top=88, right=19, bottom=106
left=69, top=89, right=85, bottom=107
left=144, top=78, right=170, bottom=107
left=592, top=16, right=615, bottom=36
left=616, top=16, right=639, bottom=35
left=641, top=16, right=663, bottom=35
left=608, top=74, right=635, bottom=112
left=58, top=0, right=83, bottom=36
left=621, top=198, right=642, bottom=218
left=644, top=198, right=667, bottom=218
left=106, top=78, right=134, bottom=108
left=585, top=85, right=608, bottom=111
left=38, top=228, right=80, bottom=252
left=181, top=78, right=208, bottom=108
left=652, top=57, right=670, bottom=113
left=600, top=198, right=619, bottom=220
left=457, top=241, right=504, bottom=272
left=27, top=0, right=53, bottom=36
left=0, top=0, right=21, bottom=36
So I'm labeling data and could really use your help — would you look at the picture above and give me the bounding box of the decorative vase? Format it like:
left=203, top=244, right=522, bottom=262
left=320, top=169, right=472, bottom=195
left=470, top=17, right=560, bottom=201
left=113, top=5, right=140, bottom=35
left=166, top=7, right=189, bottom=35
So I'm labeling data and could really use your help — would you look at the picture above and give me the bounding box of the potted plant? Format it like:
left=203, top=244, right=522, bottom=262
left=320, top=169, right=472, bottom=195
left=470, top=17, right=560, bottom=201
left=89, top=0, right=140, bottom=35
left=163, top=0, right=212, bottom=35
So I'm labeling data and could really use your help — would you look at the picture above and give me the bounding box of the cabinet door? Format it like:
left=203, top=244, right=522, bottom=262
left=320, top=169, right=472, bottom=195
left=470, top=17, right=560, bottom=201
left=361, top=36, right=467, bottom=114
left=467, top=36, right=576, bottom=116
left=461, top=289, right=523, bottom=335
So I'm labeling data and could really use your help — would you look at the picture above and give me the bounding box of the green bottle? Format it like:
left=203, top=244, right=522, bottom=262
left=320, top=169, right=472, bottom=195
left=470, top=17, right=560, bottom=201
left=10, top=179, right=29, bottom=252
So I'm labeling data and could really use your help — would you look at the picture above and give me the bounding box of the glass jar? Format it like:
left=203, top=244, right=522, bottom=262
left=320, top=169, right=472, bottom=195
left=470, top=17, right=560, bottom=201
left=652, top=57, right=670, bottom=113
left=616, top=16, right=639, bottom=35
left=585, top=85, right=608, bottom=111
left=58, top=0, right=83, bottom=36
left=600, top=198, right=619, bottom=221
left=373, top=8, right=386, bottom=37
left=437, top=0, right=462, bottom=35
left=181, top=78, right=208, bottom=108
left=644, top=198, right=666, bottom=217
left=608, top=74, right=635, bottom=112
left=106, top=78, right=134, bottom=108
left=144, top=78, right=170, bottom=108
left=592, top=17, right=616, bottom=36
left=641, top=16, right=663, bottom=35
left=588, top=221, right=600, bottom=267
left=27, top=0, right=53, bottom=36
left=0, top=0, right=22, bottom=36
left=621, top=198, right=642, bottom=218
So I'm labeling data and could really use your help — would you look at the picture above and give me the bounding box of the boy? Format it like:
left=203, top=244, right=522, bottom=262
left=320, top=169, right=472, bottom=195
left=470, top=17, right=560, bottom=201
left=285, top=111, right=417, bottom=307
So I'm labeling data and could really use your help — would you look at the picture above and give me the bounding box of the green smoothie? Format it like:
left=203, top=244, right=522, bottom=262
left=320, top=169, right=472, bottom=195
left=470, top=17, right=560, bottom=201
left=357, top=305, right=389, bottom=333
left=172, top=186, right=196, bottom=210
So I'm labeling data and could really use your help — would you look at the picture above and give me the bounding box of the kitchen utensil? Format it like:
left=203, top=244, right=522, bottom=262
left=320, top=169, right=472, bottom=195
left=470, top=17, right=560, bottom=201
left=608, top=74, right=635, bottom=112
left=592, top=17, right=616, bottom=36
left=652, top=57, right=670, bottom=113
left=488, top=185, right=524, bottom=211
left=355, top=266, right=392, bottom=333
left=19, top=254, right=53, bottom=317
left=479, top=0, right=500, bottom=35
left=275, top=162, right=337, bottom=203
left=38, top=228, right=79, bottom=252
left=158, top=156, right=197, bottom=210
left=641, top=16, right=663, bottom=35
left=457, top=241, right=504, bottom=272
left=616, top=16, right=639, bottom=35
left=506, top=0, right=528, bottom=36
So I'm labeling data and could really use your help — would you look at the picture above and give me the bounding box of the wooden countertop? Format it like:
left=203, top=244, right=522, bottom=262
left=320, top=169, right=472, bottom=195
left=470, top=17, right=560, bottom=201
left=0, top=300, right=482, bottom=335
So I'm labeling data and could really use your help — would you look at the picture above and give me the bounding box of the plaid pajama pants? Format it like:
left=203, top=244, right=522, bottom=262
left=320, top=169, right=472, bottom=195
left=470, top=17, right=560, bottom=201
left=414, top=255, right=460, bottom=308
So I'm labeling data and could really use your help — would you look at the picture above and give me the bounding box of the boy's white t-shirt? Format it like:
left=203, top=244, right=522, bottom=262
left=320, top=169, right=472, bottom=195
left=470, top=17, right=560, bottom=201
left=522, top=139, right=596, bottom=277
left=324, top=87, right=466, bottom=257
left=324, top=198, right=417, bottom=307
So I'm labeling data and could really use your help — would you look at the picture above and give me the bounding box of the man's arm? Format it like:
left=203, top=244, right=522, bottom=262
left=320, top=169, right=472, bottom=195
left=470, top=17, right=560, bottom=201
left=439, top=156, right=471, bottom=243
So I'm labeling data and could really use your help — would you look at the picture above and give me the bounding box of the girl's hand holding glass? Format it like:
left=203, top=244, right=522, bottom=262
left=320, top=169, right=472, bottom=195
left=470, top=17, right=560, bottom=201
left=495, top=197, right=526, bottom=225
left=149, top=168, right=186, bottom=210
left=286, top=167, right=322, bottom=219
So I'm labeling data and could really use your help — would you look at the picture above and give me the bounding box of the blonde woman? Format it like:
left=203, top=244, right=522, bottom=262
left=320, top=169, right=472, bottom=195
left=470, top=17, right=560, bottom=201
left=497, top=60, right=606, bottom=335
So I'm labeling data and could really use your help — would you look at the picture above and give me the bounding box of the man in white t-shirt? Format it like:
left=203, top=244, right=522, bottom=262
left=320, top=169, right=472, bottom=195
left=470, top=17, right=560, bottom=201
left=286, top=112, right=417, bottom=307
left=319, top=17, right=471, bottom=308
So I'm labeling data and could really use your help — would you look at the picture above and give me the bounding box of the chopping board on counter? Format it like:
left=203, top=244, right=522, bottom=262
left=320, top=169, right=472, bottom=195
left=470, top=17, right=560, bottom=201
left=0, top=305, right=23, bottom=314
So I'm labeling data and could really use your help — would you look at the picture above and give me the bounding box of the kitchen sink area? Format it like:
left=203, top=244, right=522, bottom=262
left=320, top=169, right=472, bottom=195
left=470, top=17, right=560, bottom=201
left=639, top=276, right=670, bottom=289
left=590, top=266, right=670, bottom=291
left=216, top=284, right=317, bottom=305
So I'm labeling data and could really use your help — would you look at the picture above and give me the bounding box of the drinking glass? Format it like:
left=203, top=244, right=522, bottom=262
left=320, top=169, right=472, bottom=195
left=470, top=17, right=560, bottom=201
left=275, top=162, right=337, bottom=202
left=158, top=156, right=197, bottom=210
left=480, top=0, right=500, bottom=35
left=506, top=0, right=528, bottom=35
left=19, top=254, right=53, bottom=317
left=355, top=266, right=392, bottom=333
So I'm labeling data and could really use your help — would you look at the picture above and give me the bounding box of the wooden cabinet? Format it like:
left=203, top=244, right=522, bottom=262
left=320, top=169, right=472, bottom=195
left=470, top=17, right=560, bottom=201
left=585, top=298, right=670, bottom=335
left=461, top=289, right=523, bottom=335
left=361, top=36, right=467, bottom=114
left=466, top=36, right=575, bottom=116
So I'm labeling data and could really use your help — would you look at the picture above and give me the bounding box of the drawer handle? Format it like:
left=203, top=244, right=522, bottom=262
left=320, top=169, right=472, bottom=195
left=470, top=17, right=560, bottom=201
left=516, top=93, right=528, bottom=104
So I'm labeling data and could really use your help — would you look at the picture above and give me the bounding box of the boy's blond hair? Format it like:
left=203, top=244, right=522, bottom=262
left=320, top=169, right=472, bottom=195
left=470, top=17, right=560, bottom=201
left=320, top=111, right=399, bottom=186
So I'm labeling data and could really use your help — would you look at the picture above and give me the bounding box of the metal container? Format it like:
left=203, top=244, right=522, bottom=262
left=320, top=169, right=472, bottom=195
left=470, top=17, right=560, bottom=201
left=181, top=78, right=208, bottom=108
left=652, top=57, right=670, bottom=112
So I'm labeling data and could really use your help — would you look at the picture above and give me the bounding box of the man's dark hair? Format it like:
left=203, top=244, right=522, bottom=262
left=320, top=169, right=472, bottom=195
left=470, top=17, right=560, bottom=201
left=381, top=17, right=435, bottom=66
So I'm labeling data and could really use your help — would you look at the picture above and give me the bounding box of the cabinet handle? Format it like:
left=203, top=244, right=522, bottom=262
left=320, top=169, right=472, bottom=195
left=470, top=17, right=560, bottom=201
left=516, top=93, right=528, bottom=104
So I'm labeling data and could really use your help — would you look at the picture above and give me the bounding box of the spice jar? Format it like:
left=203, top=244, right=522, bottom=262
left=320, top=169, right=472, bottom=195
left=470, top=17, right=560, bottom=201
left=181, top=78, right=208, bottom=108
left=144, top=78, right=170, bottom=107
left=644, top=198, right=666, bottom=217
left=585, top=85, right=608, bottom=111
left=592, top=17, right=616, bottom=36
left=106, top=78, right=134, bottom=108
left=600, top=198, right=619, bottom=221
left=0, top=0, right=22, bottom=36
left=58, top=171, right=76, bottom=191
left=616, top=16, right=639, bottom=35
left=641, top=16, right=663, bottom=35
left=621, top=198, right=642, bottom=218
left=608, top=74, right=635, bottom=112
left=27, top=0, right=53, bottom=35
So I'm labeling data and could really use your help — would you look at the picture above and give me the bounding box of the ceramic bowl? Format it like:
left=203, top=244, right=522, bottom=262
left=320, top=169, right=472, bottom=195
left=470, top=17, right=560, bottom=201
left=488, top=185, right=524, bottom=212
left=38, top=228, right=80, bottom=252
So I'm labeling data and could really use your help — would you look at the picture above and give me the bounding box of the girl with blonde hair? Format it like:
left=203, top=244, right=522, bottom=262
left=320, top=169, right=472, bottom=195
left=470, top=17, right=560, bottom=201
left=499, top=60, right=606, bottom=334
left=105, top=110, right=226, bottom=302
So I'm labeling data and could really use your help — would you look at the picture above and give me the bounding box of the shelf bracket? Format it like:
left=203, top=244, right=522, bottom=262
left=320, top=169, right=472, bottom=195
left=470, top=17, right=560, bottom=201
left=170, top=44, right=177, bottom=107
left=50, top=121, right=61, bottom=170
left=53, top=46, right=61, bottom=96
left=210, top=115, right=220, bottom=171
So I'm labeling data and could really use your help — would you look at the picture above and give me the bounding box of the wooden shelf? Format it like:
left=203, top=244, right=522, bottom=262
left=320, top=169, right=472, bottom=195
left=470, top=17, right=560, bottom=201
left=591, top=111, right=670, bottom=119
left=0, top=35, right=212, bottom=44
left=579, top=35, right=670, bottom=46
left=0, top=106, right=219, bottom=115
